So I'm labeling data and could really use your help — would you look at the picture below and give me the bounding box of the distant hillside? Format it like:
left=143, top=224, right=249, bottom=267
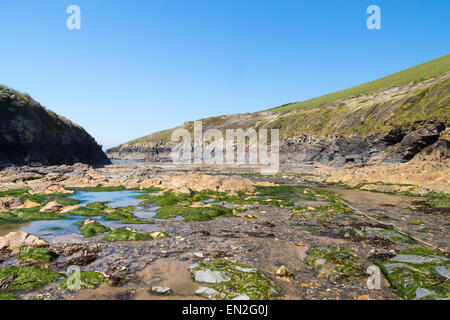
left=107, top=55, right=449, bottom=166
left=272, top=54, right=450, bottom=112
left=0, top=85, right=110, bottom=166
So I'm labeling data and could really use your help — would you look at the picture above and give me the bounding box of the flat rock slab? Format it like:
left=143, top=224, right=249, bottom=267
left=151, top=286, right=173, bottom=295
left=195, top=286, right=223, bottom=299
left=390, top=254, right=448, bottom=264
left=193, top=269, right=229, bottom=284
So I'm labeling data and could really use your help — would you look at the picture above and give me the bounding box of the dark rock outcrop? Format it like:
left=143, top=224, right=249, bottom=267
left=107, top=121, right=448, bottom=167
left=0, top=85, right=110, bottom=166
left=107, top=144, right=172, bottom=162
left=281, top=121, right=448, bottom=166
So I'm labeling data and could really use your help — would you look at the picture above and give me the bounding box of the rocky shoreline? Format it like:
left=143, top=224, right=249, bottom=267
left=0, top=161, right=448, bottom=300
left=1, top=65, right=448, bottom=301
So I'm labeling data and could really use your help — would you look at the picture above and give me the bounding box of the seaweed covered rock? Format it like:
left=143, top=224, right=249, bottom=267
left=103, top=228, right=153, bottom=242
left=18, top=246, right=59, bottom=263
left=341, top=224, right=415, bottom=244
left=77, top=220, right=111, bottom=237
left=68, top=202, right=152, bottom=224
left=0, top=85, right=110, bottom=166
left=156, top=205, right=236, bottom=221
left=0, top=266, right=62, bottom=292
left=190, top=259, right=278, bottom=300
left=0, top=293, right=22, bottom=300
left=304, top=246, right=367, bottom=283
left=60, top=270, right=108, bottom=290
left=376, top=248, right=449, bottom=300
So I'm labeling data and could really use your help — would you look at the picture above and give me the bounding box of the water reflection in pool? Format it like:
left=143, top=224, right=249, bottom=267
left=0, top=190, right=162, bottom=241
left=70, top=190, right=145, bottom=208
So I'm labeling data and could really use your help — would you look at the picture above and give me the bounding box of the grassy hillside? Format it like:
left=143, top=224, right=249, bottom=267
left=120, top=54, right=450, bottom=147
left=273, top=54, right=450, bottom=112
left=266, top=77, right=449, bottom=138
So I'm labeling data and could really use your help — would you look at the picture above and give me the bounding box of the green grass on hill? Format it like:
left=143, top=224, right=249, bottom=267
left=128, top=128, right=177, bottom=145
left=273, top=54, right=450, bottom=112
left=117, top=54, right=450, bottom=146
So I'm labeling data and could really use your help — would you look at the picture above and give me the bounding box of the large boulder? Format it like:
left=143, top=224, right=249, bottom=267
left=29, top=184, right=74, bottom=195
left=0, top=197, right=40, bottom=212
left=39, top=201, right=63, bottom=213
left=219, top=177, right=255, bottom=193
left=0, top=197, right=25, bottom=209
left=0, top=231, right=48, bottom=253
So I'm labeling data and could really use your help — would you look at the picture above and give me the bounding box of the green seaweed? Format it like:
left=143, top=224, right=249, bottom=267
left=103, top=228, right=153, bottom=242
left=376, top=248, right=449, bottom=300
left=18, top=246, right=59, bottom=263
left=60, top=270, right=108, bottom=290
left=76, top=221, right=111, bottom=237
left=0, top=207, right=72, bottom=224
left=65, top=202, right=152, bottom=224
left=0, top=187, right=45, bottom=204
left=0, top=293, right=22, bottom=300
left=104, top=206, right=154, bottom=224
left=51, top=196, right=80, bottom=206
left=0, top=266, right=63, bottom=292
left=156, top=205, right=236, bottom=221
left=67, top=202, right=108, bottom=216
left=304, top=246, right=366, bottom=283
left=191, top=259, right=278, bottom=300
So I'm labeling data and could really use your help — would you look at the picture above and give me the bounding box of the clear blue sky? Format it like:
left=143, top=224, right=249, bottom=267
left=1, top=0, right=449, bottom=149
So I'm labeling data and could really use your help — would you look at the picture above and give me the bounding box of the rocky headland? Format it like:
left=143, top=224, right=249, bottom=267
left=0, top=85, right=110, bottom=166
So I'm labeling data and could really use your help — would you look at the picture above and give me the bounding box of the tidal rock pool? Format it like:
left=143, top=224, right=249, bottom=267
left=0, top=190, right=161, bottom=241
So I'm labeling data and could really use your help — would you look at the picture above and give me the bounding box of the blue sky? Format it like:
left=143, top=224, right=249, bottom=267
left=1, top=0, right=449, bottom=149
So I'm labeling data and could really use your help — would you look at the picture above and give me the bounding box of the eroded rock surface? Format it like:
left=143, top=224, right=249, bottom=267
left=0, top=232, right=47, bottom=253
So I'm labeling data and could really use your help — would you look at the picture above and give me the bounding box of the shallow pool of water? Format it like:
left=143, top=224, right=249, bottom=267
left=133, top=205, right=159, bottom=220
left=70, top=190, right=145, bottom=208
left=0, top=190, right=162, bottom=240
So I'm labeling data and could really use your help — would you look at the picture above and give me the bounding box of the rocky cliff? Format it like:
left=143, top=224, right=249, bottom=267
left=107, top=55, right=450, bottom=167
left=0, top=85, right=110, bottom=166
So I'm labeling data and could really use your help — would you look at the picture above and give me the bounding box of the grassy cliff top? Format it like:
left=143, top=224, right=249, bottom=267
left=0, top=85, right=82, bottom=129
left=273, top=54, right=450, bottom=112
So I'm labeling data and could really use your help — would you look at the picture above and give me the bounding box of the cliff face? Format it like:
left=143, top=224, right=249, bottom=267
left=0, top=85, right=110, bottom=166
left=106, top=122, right=448, bottom=166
